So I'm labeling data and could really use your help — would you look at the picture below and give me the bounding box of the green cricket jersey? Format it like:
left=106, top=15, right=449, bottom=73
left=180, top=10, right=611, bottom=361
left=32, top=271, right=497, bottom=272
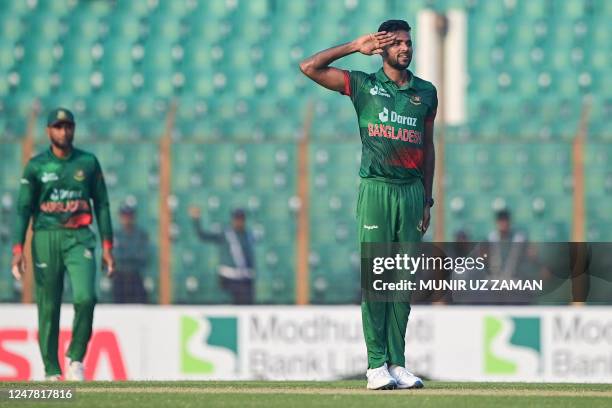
left=342, top=68, right=437, bottom=183
left=13, top=147, right=113, bottom=249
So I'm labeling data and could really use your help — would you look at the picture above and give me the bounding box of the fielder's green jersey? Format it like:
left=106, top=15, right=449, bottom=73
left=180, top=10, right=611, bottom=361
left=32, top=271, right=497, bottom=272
left=342, top=68, right=437, bottom=183
left=13, top=147, right=113, bottom=248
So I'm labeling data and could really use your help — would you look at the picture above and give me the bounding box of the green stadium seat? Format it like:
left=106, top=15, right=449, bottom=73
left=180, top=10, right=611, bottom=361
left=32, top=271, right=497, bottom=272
left=86, top=93, right=121, bottom=120
left=277, top=0, right=311, bottom=18
left=180, top=37, right=216, bottom=70
left=0, top=13, right=24, bottom=42
left=141, top=39, right=178, bottom=70
left=199, top=0, right=235, bottom=18
left=145, top=15, right=183, bottom=43
left=54, top=66, right=92, bottom=97
left=179, top=67, right=215, bottom=99
left=34, top=0, right=73, bottom=15
left=268, top=17, right=305, bottom=46
left=25, top=13, right=63, bottom=40
left=96, top=63, right=133, bottom=96
left=234, top=1, right=269, bottom=21
left=3, top=89, right=36, bottom=115
left=0, top=144, right=22, bottom=189
left=59, top=40, right=96, bottom=71
left=105, top=14, right=143, bottom=43
left=111, top=0, right=152, bottom=17
left=99, top=39, right=135, bottom=67
left=139, top=68, right=176, bottom=98
left=1, top=119, right=27, bottom=141
left=0, top=40, right=17, bottom=72
left=0, top=0, right=33, bottom=16
left=14, top=67, right=52, bottom=96
left=65, top=9, right=103, bottom=40
left=558, top=0, right=588, bottom=18
left=184, top=16, right=229, bottom=44
left=0, top=74, right=8, bottom=99
left=18, top=38, right=56, bottom=71
left=155, top=0, right=193, bottom=16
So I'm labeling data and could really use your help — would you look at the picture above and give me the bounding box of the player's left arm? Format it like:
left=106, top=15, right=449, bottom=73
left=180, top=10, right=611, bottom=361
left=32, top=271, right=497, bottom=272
left=421, top=111, right=436, bottom=233
left=91, top=157, right=115, bottom=276
left=11, top=161, right=36, bottom=280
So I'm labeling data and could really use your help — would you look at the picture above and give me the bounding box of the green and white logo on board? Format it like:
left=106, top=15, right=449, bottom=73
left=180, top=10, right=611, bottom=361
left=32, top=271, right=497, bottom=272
left=180, top=315, right=238, bottom=375
left=483, top=316, right=541, bottom=375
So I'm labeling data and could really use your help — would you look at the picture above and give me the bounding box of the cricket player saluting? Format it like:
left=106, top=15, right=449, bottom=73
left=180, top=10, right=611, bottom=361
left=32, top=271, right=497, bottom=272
left=11, top=108, right=115, bottom=381
left=300, top=20, right=436, bottom=390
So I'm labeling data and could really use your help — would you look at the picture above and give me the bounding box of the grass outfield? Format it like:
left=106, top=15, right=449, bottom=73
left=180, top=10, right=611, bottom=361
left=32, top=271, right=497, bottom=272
left=2, top=381, right=612, bottom=408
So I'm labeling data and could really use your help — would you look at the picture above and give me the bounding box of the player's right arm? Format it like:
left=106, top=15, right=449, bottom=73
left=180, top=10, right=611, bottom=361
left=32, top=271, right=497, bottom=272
left=91, top=157, right=115, bottom=277
left=299, top=32, right=396, bottom=92
left=11, top=161, right=36, bottom=280
left=188, top=206, right=224, bottom=243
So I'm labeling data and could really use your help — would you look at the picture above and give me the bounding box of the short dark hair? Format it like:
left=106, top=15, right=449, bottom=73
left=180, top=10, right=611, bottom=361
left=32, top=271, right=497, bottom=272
left=119, top=203, right=136, bottom=215
left=378, top=19, right=411, bottom=33
left=232, top=208, right=246, bottom=219
left=496, top=209, right=511, bottom=221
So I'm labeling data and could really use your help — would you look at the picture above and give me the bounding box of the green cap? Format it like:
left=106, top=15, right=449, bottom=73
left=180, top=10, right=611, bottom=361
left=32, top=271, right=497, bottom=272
left=47, top=108, right=75, bottom=126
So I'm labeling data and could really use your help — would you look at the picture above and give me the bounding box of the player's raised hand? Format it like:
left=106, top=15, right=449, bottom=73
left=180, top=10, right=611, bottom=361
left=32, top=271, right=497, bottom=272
left=11, top=252, right=25, bottom=281
left=354, top=31, right=396, bottom=55
left=103, top=248, right=115, bottom=278
left=188, top=206, right=201, bottom=220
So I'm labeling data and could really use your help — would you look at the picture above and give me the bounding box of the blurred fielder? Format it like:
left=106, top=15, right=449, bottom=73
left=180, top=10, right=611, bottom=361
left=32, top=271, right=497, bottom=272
left=11, top=108, right=115, bottom=381
left=300, top=20, right=436, bottom=390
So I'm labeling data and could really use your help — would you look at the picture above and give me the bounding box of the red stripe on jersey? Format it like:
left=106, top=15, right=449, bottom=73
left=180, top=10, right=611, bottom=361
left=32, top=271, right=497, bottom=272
left=342, top=70, right=351, bottom=96
left=388, top=147, right=424, bottom=169
left=64, top=213, right=93, bottom=229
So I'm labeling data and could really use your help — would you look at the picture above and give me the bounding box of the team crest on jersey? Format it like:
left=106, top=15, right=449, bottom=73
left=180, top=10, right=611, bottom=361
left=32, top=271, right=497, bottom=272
left=409, top=95, right=422, bottom=105
left=74, top=169, right=85, bottom=182
left=370, top=85, right=391, bottom=98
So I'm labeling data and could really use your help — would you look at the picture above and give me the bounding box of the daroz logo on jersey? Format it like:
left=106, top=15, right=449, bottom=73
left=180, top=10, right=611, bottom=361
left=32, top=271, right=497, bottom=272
left=369, top=85, right=391, bottom=98
left=378, top=107, right=389, bottom=122
left=378, top=107, right=417, bottom=126
left=370, top=107, right=422, bottom=144
left=50, top=189, right=83, bottom=201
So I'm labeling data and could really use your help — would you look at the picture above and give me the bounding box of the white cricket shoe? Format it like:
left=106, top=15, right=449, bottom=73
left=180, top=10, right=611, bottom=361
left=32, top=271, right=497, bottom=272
left=389, top=365, right=424, bottom=389
left=45, top=374, right=61, bottom=381
left=66, top=361, right=84, bottom=381
left=366, top=363, right=397, bottom=390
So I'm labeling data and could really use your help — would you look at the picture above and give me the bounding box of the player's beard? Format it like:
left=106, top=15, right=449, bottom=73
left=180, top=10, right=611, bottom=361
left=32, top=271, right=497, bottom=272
left=389, top=53, right=412, bottom=70
left=50, top=134, right=74, bottom=150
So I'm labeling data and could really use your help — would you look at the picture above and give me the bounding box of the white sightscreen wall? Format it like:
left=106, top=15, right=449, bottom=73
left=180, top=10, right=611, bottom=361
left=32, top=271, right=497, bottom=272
left=416, top=9, right=467, bottom=125
left=444, top=9, right=467, bottom=125
left=416, top=9, right=441, bottom=91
